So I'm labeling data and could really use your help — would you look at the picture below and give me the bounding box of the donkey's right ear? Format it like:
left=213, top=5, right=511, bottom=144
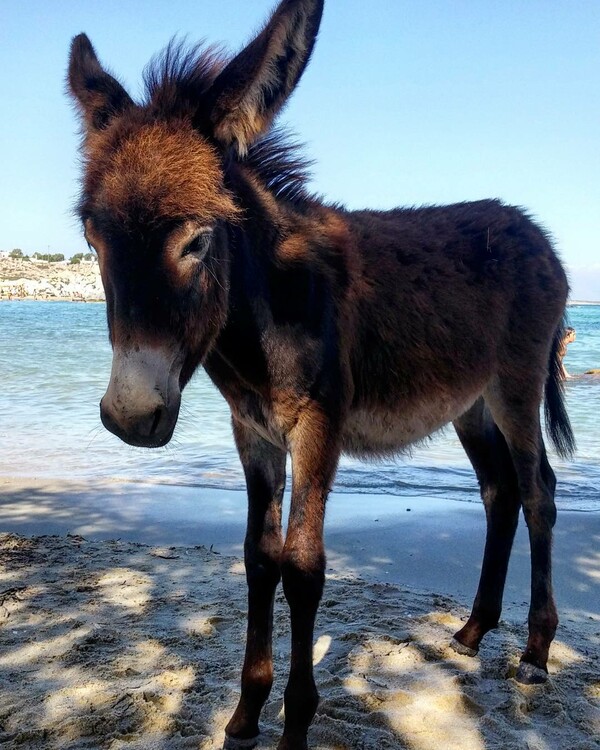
left=68, top=34, right=134, bottom=132
left=202, top=0, right=324, bottom=156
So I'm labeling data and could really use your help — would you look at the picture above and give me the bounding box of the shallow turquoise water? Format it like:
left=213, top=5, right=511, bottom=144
left=0, top=301, right=598, bottom=510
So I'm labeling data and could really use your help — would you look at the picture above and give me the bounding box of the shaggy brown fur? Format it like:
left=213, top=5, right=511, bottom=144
left=68, top=2, right=574, bottom=749
left=87, top=121, right=240, bottom=225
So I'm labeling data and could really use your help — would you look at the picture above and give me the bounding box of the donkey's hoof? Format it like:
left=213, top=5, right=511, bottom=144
left=515, top=661, right=548, bottom=685
left=450, top=638, right=478, bottom=658
left=224, top=734, right=259, bottom=749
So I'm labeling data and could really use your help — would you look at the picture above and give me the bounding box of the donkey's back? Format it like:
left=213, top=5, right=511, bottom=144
left=341, top=198, right=569, bottom=457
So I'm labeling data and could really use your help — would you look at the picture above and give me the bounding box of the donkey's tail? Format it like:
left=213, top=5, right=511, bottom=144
left=544, top=320, right=576, bottom=459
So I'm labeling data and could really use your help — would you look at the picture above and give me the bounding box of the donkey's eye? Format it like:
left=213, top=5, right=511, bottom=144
left=181, top=229, right=213, bottom=260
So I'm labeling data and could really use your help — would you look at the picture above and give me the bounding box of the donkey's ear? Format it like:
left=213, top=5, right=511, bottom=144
left=68, top=34, right=134, bottom=132
left=204, top=0, right=324, bottom=155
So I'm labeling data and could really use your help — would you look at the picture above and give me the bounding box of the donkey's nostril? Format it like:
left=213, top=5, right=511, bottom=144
left=150, top=406, right=165, bottom=436
left=100, top=399, right=117, bottom=433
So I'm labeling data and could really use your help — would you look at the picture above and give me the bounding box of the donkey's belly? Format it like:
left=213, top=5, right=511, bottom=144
left=342, top=392, right=479, bottom=457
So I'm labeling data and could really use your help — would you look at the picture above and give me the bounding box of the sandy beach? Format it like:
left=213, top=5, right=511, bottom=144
left=1, top=478, right=598, bottom=749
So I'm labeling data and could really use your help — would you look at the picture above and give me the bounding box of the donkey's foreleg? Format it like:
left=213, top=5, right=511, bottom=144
left=225, top=422, right=286, bottom=748
left=278, top=411, right=340, bottom=750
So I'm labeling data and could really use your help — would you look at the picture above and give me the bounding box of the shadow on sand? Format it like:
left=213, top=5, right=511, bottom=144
left=1, top=484, right=599, bottom=749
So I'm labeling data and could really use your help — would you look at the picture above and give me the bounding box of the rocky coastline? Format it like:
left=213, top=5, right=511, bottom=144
left=0, top=256, right=104, bottom=302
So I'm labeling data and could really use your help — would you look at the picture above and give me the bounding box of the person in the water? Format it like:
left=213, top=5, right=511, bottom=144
left=558, top=327, right=576, bottom=380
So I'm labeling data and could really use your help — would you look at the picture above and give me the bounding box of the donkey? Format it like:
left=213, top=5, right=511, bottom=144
left=68, top=1, right=574, bottom=748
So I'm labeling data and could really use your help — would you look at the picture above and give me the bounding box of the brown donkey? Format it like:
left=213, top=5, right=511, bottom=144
left=68, top=1, right=574, bottom=747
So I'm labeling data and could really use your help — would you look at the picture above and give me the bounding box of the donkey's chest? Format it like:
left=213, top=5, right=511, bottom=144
left=228, top=390, right=288, bottom=450
left=342, top=391, right=479, bottom=457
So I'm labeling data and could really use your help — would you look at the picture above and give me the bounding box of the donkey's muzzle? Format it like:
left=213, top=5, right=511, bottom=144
left=100, top=345, right=183, bottom=448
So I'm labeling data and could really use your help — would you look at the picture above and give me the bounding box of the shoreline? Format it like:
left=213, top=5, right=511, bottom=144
left=1, top=476, right=598, bottom=625
left=0, top=296, right=104, bottom=303
left=3, top=297, right=600, bottom=305
left=0, top=256, right=104, bottom=302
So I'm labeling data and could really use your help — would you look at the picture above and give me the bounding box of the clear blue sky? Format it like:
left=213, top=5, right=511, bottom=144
left=1, top=0, right=599, bottom=298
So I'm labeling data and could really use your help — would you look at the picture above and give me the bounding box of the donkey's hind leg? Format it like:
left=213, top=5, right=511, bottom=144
left=451, top=398, right=521, bottom=657
left=484, top=382, right=559, bottom=684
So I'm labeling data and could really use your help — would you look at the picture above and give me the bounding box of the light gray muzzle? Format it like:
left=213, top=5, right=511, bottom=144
left=100, top=345, right=182, bottom=448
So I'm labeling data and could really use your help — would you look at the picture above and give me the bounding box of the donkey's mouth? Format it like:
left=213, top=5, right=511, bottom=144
left=100, top=399, right=180, bottom=449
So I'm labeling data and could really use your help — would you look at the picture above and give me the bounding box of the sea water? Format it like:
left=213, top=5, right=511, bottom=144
left=0, top=301, right=598, bottom=511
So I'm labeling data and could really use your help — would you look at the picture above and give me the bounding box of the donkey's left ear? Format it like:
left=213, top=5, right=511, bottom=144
left=68, top=34, right=134, bottom=133
left=204, top=0, right=324, bottom=155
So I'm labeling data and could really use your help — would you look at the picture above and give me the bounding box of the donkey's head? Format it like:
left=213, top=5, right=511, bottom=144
left=68, top=0, right=323, bottom=447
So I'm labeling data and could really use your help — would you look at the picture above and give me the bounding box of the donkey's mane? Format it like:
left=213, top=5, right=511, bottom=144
left=143, top=41, right=313, bottom=207
left=143, top=40, right=226, bottom=115
left=244, top=131, right=314, bottom=206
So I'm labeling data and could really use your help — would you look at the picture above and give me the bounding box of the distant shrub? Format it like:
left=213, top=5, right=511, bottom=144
left=9, top=249, right=28, bottom=259
left=70, top=252, right=95, bottom=264
left=32, top=253, right=65, bottom=262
